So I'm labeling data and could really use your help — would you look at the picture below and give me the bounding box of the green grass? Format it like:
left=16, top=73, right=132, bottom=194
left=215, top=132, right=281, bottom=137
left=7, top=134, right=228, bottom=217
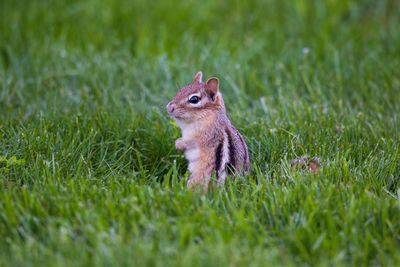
left=1, top=0, right=400, bottom=266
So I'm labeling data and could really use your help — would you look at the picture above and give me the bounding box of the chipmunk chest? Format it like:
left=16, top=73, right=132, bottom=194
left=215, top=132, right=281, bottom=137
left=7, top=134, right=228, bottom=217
left=177, top=120, right=199, bottom=140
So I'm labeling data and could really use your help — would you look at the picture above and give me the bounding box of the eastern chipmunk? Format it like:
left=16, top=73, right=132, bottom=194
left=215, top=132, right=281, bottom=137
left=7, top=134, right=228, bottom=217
left=166, top=72, right=250, bottom=189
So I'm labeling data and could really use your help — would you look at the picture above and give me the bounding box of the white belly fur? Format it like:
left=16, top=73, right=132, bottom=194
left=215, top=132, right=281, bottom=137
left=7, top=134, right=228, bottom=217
left=176, top=119, right=202, bottom=174
left=185, top=148, right=199, bottom=173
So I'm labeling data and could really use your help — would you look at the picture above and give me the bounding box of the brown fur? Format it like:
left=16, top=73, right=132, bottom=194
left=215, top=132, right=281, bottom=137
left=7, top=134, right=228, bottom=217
left=167, top=72, right=250, bottom=189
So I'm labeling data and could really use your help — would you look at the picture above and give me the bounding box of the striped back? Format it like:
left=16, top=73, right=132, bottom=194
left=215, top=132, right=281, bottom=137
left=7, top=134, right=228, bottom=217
left=213, top=126, right=250, bottom=183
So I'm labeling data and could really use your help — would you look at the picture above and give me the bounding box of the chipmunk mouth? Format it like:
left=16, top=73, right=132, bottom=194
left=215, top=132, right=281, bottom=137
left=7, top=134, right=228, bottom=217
left=167, top=108, right=187, bottom=120
left=168, top=111, right=184, bottom=119
left=173, top=114, right=193, bottom=123
left=172, top=114, right=183, bottom=119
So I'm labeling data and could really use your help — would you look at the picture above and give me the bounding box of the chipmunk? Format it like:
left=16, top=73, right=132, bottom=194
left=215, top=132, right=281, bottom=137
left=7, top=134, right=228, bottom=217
left=166, top=72, right=250, bottom=189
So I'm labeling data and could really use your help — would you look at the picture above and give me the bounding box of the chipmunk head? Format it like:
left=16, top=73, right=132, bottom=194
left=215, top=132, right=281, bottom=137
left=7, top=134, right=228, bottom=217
left=166, top=72, right=225, bottom=122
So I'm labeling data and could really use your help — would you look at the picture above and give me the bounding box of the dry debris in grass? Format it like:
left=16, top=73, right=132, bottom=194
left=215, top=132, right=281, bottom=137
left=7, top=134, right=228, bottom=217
left=291, top=155, right=321, bottom=172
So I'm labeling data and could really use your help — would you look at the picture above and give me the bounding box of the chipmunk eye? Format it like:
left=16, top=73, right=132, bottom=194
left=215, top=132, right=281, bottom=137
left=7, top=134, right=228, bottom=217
left=189, top=96, right=200, bottom=104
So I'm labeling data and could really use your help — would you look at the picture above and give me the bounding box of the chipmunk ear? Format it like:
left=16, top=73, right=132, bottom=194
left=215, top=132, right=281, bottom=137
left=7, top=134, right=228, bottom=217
left=193, top=72, right=202, bottom=83
left=206, top=77, right=219, bottom=99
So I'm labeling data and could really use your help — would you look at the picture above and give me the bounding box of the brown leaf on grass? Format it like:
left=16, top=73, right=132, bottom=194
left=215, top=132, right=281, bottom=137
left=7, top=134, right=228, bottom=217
left=291, top=155, right=321, bottom=172
left=290, top=155, right=308, bottom=170
left=308, top=157, right=321, bottom=171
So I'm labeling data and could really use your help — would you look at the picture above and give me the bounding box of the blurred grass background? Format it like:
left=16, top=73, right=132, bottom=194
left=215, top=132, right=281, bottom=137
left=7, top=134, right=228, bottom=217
left=0, top=0, right=400, bottom=266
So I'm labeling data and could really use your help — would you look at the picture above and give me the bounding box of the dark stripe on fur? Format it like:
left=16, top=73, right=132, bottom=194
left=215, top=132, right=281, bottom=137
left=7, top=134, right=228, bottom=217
left=236, top=129, right=249, bottom=172
left=215, top=141, right=223, bottom=179
left=226, top=129, right=236, bottom=174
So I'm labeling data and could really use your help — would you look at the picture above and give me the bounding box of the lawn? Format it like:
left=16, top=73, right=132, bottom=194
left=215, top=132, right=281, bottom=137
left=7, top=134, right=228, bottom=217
left=0, top=0, right=400, bottom=266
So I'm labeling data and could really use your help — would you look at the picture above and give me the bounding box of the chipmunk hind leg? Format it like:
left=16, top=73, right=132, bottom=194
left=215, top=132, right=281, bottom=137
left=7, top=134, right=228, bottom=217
left=187, top=160, right=214, bottom=190
left=187, top=142, right=228, bottom=190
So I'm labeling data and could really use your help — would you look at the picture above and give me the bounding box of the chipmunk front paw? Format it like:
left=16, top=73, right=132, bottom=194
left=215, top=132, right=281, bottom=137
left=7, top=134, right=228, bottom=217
left=175, top=138, right=186, bottom=151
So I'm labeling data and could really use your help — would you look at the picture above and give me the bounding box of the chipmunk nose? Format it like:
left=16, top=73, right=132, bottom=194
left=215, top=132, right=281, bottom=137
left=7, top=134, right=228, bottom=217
left=166, top=102, right=175, bottom=114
